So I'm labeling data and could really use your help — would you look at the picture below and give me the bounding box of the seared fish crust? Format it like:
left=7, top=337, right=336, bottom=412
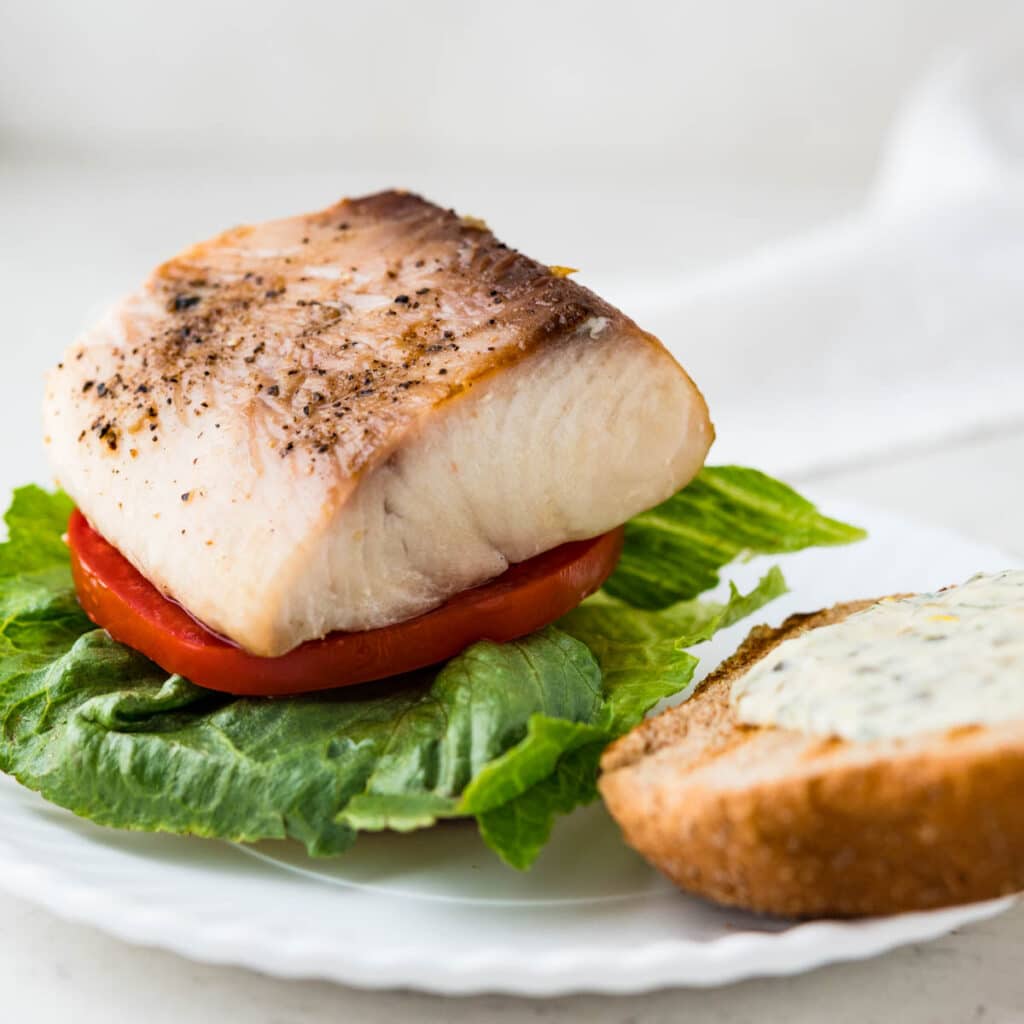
left=45, top=191, right=712, bottom=655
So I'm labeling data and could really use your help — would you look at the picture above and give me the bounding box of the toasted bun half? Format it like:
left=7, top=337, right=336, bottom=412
left=599, top=600, right=1024, bottom=917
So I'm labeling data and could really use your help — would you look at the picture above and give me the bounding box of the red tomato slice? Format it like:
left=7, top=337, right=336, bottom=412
left=67, top=509, right=623, bottom=697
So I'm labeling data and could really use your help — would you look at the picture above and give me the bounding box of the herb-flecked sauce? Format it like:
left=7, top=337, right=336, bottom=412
left=731, top=570, right=1024, bottom=741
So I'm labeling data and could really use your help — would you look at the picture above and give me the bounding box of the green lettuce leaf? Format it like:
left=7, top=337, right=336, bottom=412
left=477, top=567, right=787, bottom=867
left=0, top=472, right=861, bottom=868
left=605, top=465, right=865, bottom=609
left=559, top=565, right=788, bottom=733
left=478, top=742, right=605, bottom=870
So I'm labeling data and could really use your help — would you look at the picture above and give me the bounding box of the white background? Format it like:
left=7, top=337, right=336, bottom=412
left=3, top=0, right=1024, bottom=1019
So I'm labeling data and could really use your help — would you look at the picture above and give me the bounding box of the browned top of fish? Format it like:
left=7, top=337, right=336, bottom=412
left=65, top=190, right=630, bottom=478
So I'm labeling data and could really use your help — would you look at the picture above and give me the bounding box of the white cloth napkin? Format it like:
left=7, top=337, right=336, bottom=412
left=622, top=45, right=1024, bottom=479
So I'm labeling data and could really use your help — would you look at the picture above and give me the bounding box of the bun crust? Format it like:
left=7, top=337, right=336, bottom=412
left=599, top=601, right=1024, bottom=917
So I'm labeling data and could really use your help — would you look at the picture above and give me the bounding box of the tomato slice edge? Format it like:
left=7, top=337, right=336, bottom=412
left=67, top=509, right=623, bottom=696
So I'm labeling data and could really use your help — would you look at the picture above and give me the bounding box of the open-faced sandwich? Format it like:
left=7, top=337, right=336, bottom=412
left=3, top=190, right=862, bottom=867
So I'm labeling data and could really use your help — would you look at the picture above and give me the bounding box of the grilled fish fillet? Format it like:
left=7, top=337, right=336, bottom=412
left=44, top=191, right=713, bottom=656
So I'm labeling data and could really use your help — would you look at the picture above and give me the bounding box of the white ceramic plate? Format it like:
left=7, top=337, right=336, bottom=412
left=0, top=499, right=1016, bottom=995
